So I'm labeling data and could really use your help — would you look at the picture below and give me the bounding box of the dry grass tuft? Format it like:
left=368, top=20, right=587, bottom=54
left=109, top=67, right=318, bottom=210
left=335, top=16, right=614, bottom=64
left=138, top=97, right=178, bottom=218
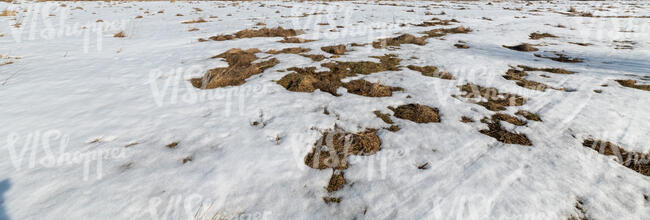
left=113, top=31, right=126, bottom=38
left=515, top=110, right=542, bottom=121
left=503, top=43, right=538, bottom=52
left=0, top=10, right=17, bottom=17
left=422, top=26, right=471, bottom=38
left=456, top=83, right=526, bottom=111
left=182, top=17, right=207, bottom=24
left=582, top=139, right=649, bottom=176
left=372, top=34, right=428, bottom=49
left=615, top=79, right=650, bottom=91
left=529, top=32, right=558, bottom=40
left=278, top=37, right=315, bottom=43
left=191, top=48, right=278, bottom=89
left=479, top=115, right=532, bottom=146
left=407, top=65, right=453, bottom=80
left=534, top=52, right=583, bottom=63
left=209, top=27, right=303, bottom=41
left=321, top=44, right=347, bottom=55
left=389, top=104, right=440, bottom=123
left=304, top=128, right=381, bottom=170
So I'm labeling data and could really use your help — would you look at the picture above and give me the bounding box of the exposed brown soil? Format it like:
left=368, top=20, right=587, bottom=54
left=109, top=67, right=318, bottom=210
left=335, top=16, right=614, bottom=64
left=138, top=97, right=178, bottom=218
left=479, top=116, right=532, bottom=146
left=422, top=26, right=472, bottom=38
left=503, top=43, right=539, bottom=52
left=191, top=48, right=279, bottom=89
left=321, top=44, right=347, bottom=55
left=517, top=65, right=574, bottom=74
left=615, top=79, right=650, bottom=91
left=374, top=110, right=394, bottom=124
left=503, top=67, right=553, bottom=91
left=342, top=79, right=403, bottom=97
left=304, top=128, right=381, bottom=170
left=529, top=32, right=558, bottom=40
left=300, top=54, right=326, bottom=61
left=407, top=65, right=454, bottom=80
left=372, top=34, right=427, bottom=49
left=456, top=83, right=527, bottom=111
left=515, top=110, right=542, bottom=121
left=266, top=47, right=310, bottom=54
left=277, top=54, right=401, bottom=96
left=182, top=17, right=206, bottom=24
left=278, top=37, right=315, bottom=43
left=534, top=52, right=583, bottom=63
left=461, top=116, right=474, bottom=123
left=582, top=139, right=649, bottom=176
left=414, top=18, right=459, bottom=27
left=326, top=170, right=346, bottom=192
left=389, top=104, right=440, bottom=123
left=209, top=27, right=303, bottom=41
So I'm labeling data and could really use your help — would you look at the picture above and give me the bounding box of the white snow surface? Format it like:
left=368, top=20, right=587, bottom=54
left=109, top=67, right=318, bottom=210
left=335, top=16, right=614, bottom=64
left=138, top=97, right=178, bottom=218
left=1, top=1, right=649, bottom=219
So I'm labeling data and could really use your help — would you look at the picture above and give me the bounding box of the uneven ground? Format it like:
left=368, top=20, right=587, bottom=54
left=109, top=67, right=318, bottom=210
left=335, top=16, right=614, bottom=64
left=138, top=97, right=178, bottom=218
left=1, top=1, right=650, bottom=219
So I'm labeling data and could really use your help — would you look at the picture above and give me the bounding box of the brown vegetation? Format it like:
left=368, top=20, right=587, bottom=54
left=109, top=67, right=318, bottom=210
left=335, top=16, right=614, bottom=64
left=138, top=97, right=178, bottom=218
left=456, top=83, right=526, bottom=111
left=209, top=27, right=303, bottom=41
left=407, top=65, right=453, bottom=80
left=389, top=104, right=440, bottom=123
left=615, top=80, right=650, bottom=91
left=582, top=139, right=649, bottom=176
left=191, top=48, right=278, bottom=89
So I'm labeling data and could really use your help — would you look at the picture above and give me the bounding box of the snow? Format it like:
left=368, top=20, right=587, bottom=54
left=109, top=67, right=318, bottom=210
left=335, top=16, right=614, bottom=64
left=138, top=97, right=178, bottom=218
left=1, top=1, right=649, bottom=219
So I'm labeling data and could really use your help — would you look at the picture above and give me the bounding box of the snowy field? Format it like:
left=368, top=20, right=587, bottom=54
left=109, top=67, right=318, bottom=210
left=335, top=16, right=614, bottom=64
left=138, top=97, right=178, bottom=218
left=1, top=0, right=650, bottom=219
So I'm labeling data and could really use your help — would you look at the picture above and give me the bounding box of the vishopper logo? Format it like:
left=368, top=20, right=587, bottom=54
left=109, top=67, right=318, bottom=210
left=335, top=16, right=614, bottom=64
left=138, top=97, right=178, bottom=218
left=4, top=130, right=127, bottom=181
left=146, top=65, right=266, bottom=114
left=5, top=3, right=130, bottom=53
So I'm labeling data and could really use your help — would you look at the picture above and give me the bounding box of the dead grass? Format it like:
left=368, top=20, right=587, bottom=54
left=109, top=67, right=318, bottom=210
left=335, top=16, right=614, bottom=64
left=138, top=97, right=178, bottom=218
left=515, top=110, right=542, bottom=121
left=0, top=10, right=17, bottom=17
left=490, top=113, right=526, bottom=126
left=278, top=37, right=315, bottom=43
left=583, top=139, right=649, bottom=176
left=300, top=54, right=326, bottom=62
left=461, top=116, right=474, bottom=123
left=182, top=17, right=207, bottom=24
left=407, top=65, right=453, bottom=80
left=517, top=65, right=574, bottom=74
left=374, top=110, right=394, bottom=124
left=503, top=43, right=539, bottom=52
left=326, top=171, right=346, bottom=192
left=615, top=79, right=650, bottom=91
left=456, top=83, right=526, bottom=111
left=388, top=104, right=440, bottom=123
left=503, top=67, right=554, bottom=92
left=266, top=47, right=310, bottom=54
left=277, top=54, right=401, bottom=96
left=372, top=34, right=428, bottom=49
left=191, top=48, right=278, bottom=89
left=422, top=26, right=472, bottom=38
left=529, top=32, right=558, bottom=40
left=569, top=42, right=593, bottom=46
left=209, top=27, right=303, bottom=41
left=534, top=52, right=583, bottom=63
left=454, top=43, right=469, bottom=49
left=321, top=44, right=347, bottom=55
left=304, top=128, right=381, bottom=170
left=479, top=115, right=532, bottom=146
left=113, top=31, right=126, bottom=38
left=414, top=18, right=459, bottom=27
left=166, top=141, right=179, bottom=149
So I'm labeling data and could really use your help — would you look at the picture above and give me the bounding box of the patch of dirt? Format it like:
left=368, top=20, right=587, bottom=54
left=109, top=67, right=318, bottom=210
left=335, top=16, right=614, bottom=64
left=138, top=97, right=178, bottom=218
left=372, top=34, right=427, bottom=49
left=191, top=48, right=279, bottom=89
left=582, top=139, right=649, bottom=176
left=615, top=79, right=650, bottom=91
left=456, top=83, right=527, bottom=111
left=388, top=104, right=440, bottom=123
left=515, top=110, right=542, bottom=121
left=304, top=128, right=381, bottom=170
left=278, top=37, right=315, bottom=43
left=407, top=65, right=453, bottom=79
left=277, top=54, right=401, bottom=96
left=422, top=26, right=472, bottom=38
left=209, top=27, right=303, bottom=41
left=479, top=116, right=532, bottom=146
left=534, top=52, right=583, bottom=63
left=326, top=170, right=346, bottom=192
left=266, top=47, right=310, bottom=54
left=321, top=44, right=347, bottom=55
left=342, top=80, right=403, bottom=97
left=529, top=32, right=558, bottom=40
left=517, top=65, right=574, bottom=74
left=414, top=17, right=459, bottom=27
left=503, top=43, right=538, bottom=52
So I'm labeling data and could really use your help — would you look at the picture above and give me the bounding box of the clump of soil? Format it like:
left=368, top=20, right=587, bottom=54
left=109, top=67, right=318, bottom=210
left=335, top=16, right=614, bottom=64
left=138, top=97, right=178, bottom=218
left=479, top=115, right=532, bottom=146
left=266, top=47, right=310, bottom=54
left=278, top=37, right=315, bottom=43
left=503, top=43, right=538, bottom=52
left=529, top=32, right=558, bottom=40
left=456, top=83, right=526, bottom=111
left=515, top=110, right=542, bottom=121
left=191, top=48, right=279, bottom=89
left=372, top=34, right=427, bottom=49
left=277, top=54, right=402, bottom=96
left=304, top=128, right=381, bottom=170
left=319, top=44, right=346, bottom=55
left=414, top=18, right=459, bottom=27
left=326, top=170, right=346, bottom=192
left=407, top=65, right=453, bottom=79
left=517, top=65, right=574, bottom=74
left=534, top=52, right=583, bottom=63
left=615, top=79, right=650, bottom=91
left=342, top=79, right=403, bottom=97
left=423, top=26, right=472, bottom=38
left=388, top=104, right=440, bottom=123
left=182, top=17, right=207, bottom=24
left=209, top=27, right=303, bottom=41
left=582, top=139, right=649, bottom=176
left=503, top=67, right=553, bottom=91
